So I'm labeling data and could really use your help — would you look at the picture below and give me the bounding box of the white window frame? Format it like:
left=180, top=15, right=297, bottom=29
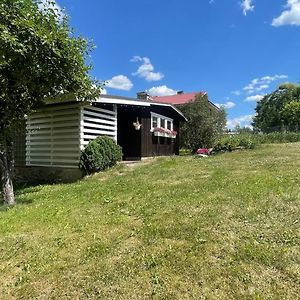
left=150, top=112, right=173, bottom=131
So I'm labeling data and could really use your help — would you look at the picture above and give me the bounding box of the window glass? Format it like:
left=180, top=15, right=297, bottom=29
left=167, top=120, right=172, bottom=130
left=152, top=116, right=158, bottom=128
left=151, top=114, right=173, bottom=131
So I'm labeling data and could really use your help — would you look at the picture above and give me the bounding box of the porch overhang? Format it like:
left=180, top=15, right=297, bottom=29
left=93, top=95, right=187, bottom=122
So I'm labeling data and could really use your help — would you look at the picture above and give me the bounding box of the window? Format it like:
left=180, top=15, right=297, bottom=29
left=151, top=113, right=173, bottom=131
left=167, top=120, right=172, bottom=130
left=152, top=116, right=158, bottom=128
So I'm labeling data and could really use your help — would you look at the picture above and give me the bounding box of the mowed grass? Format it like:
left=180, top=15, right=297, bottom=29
left=1, top=144, right=300, bottom=299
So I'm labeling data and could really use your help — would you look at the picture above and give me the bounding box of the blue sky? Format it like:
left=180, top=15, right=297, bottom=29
left=50, top=0, right=300, bottom=128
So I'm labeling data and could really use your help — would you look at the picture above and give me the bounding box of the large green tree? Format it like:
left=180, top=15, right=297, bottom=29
left=180, top=93, right=226, bottom=151
left=253, top=83, right=300, bottom=133
left=0, top=0, right=102, bottom=205
left=281, top=101, right=300, bottom=132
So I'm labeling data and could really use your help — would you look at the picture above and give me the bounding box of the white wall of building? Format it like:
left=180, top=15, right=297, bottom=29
left=26, top=103, right=118, bottom=168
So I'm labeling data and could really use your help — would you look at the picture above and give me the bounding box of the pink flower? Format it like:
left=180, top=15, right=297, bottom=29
left=153, top=127, right=178, bottom=137
left=196, top=148, right=209, bottom=154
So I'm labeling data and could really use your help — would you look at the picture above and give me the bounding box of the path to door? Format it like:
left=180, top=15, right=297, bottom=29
left=121, top=157, right=156, bottom=168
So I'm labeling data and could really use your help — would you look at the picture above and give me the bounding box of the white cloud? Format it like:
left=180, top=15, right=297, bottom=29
left=260, top=74, right=288, bottom=83
left=241, top=0, right=254, bottom=16
left=106, top=75, right=133, bottom=91
left=231, top=90, right=241, bottom=96
left=245, top=94, right=264, bottom=102
left=226, top=114, right=254, bottom=129
left=272, top=0, right=300, bottom=26
left=243, top=74, right=288, bottom=94
left=215, top=101, right=236, bottom=109
left=101, top=88, right=107, bottom=95
left=147, top=85, right=177, bottom=96
left=131, top=56, right=164, bottom=82
left=256, top=84, right=269, bottom=91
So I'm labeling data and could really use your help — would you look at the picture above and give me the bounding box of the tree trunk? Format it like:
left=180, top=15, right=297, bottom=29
left=0, top=139, right=15, bottom=205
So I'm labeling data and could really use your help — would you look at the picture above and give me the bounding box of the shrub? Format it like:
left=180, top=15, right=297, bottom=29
left=212, top=132, right=300, bottom=154
left=79, top=136, right=122, bottom=174
left=180, top=93, right=227, bottom=151
left=257, top=132, right=300, bottom=144
left=179, top=148, right=192, bottom=156
left=213, top=134, right=257, bottom=153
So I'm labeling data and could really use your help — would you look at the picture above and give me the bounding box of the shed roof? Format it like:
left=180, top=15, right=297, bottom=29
left=153, top=92, right=207, bottom=105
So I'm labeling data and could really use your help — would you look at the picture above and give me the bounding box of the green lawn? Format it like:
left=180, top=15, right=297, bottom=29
left=1, top=143, right=300, bottom=299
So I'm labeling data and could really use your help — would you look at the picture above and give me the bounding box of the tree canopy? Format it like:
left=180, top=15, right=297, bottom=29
left=0, top=0, right=102, bottom=204
left=179, top=94, right=226, bottom=151
left=252, top=83, right=300, bottom=133
left=281, top=101, right=300, bottom=132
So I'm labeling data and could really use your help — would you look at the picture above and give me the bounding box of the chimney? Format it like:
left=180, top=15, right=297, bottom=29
left=137, top=91, right=152, bottom=101
left=177, top=90, right=184, bottom=95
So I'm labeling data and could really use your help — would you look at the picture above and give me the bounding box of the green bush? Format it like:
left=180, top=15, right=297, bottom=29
left=79, top=136, right=122, bottom=174
left=213, top=134, right=257, bottom=153
left=213, top=132, right=300, bottom=154
left=257, top=132, right=300, bottom=144
left=179, top=148, right=192, bottom=156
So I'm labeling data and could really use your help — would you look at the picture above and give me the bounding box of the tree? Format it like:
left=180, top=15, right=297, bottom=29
left=253, top=83, right=300, bottom=133
left=0, top=0, right=102, bottom=205
left=281, top=101, right=300, bottom=132
left=180, top=93, right=226, bottom=151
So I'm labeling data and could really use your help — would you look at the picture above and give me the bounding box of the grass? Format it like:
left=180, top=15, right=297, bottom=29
left=1, top=143, right=300, bottom=299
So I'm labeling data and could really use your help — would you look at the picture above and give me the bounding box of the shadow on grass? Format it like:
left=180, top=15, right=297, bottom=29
left=0, top=163, right=129, bottom=212
left=0, top=181, right=66, bottom=211
left=0, top=183, right=55, bottom=212
left=0, top=193, right=34, bottom=212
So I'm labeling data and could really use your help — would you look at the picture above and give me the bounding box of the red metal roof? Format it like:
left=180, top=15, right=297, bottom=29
left=153, top=91, right=207, bottom=105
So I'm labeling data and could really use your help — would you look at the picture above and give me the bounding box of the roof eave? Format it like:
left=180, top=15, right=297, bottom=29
left=150, top=102, right=187, bottom=121
left=94, top=96, right=187, bottom=121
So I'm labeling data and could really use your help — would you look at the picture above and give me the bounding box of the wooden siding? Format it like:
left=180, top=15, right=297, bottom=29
left=116, top=105, right=180, bottom=160
left=26, top=103, right=81, bottom=168
left=80, top=105, right=117, bottom=149
left=26, top=103, right=117, bottom=168
left=141, top=116, right=179, bottom=157
left=25, top=101, right=180, bottom=167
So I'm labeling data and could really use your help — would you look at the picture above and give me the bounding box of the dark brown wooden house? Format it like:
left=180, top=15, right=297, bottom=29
left=102, top=94, right=186, bottom=160
left=15, top=94, right=186, bottom=172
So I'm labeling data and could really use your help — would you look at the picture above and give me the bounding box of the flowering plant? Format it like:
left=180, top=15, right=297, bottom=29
left=153, top=127, right=177, bottom=137
left=196, top=148, right=210, bottom=155
left=153, top=127, right=165, bottom=133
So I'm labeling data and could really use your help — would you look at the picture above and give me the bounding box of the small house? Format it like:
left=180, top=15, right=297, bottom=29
left=15, top=93, right=186, bottom=182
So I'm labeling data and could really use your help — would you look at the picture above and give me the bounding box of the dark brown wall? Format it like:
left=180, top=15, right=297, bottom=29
left=141, top=108, right=180, bottom=157
left=117, top=105, right=181, bottom=159
left=117, top=106, right=143, bottom=160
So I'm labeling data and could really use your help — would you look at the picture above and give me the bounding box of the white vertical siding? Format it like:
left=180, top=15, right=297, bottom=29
left=80, top=105, right=117, bottom=149
left=26, top=103, right=81, bottom=168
